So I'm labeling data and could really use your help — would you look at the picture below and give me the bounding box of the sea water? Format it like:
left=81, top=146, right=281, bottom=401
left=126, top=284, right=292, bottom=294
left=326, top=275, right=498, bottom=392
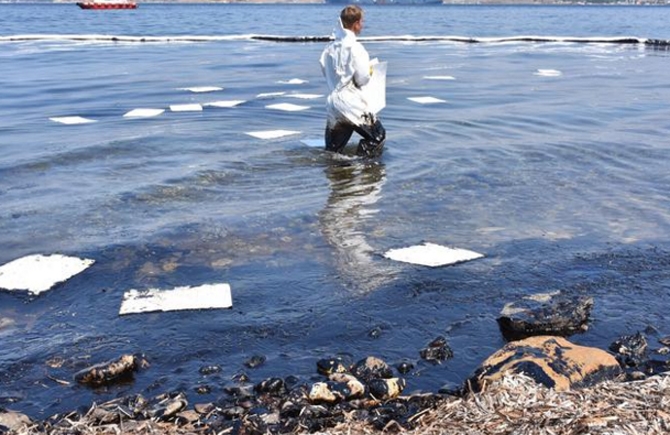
left=1, top=3, right=670, bottom=418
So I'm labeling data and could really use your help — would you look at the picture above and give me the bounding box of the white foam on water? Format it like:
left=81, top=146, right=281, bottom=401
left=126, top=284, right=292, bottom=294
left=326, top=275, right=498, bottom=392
left=286, top=93, right=324, bottom=100
left=408, top=96, right=447, bottom=104
left=256, top=92, right=286, bottom=99
left=423, top=75, right=456, bottom=81
left=0, top=254, right=95, bottom=295
left=49, top=116, right=97, bottom=125
left=245, top=130, right=301, bottom=140
left=204, top=100, right=246, bottom=108
left=123, top=108, right=165, bottom=118
left=278, top=78, right=308, bottom=85
left=178, top=86, right=223, bottom=93
left=300, top=138, right=324, bottom=148
left=119, top=283, right=232, bottom=315
left=384, top=242, right=484, bottom=267
left=535, top=69, right=562, bottom=77
left=265, top=103, right=310, bottom=112
left=169, top=103, right=203, bottom=112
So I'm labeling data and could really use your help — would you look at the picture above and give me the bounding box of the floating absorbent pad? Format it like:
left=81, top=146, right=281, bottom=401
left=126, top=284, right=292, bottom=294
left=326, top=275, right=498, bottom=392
left=205, top=100, right=246, bottom=108
left=535, top=69, right=562, bottom=77
left=169, top=104, right=203, bottom=112
left=265, top=103, right=310, bottom=112
left=123, top=108, right=165, bottom=118
left=423, top=75, right=456, bottom=81
left=384, top=242, right=484, bottom=267
left=256, top=92, right=286, bottom=99
left=245, top=130, right=301, bottom=140
left=0, top=254, right=95, bottom=295
left=49, top=116, right=97, bottom=125
left=407, top=96, right=447, bottom=104
left=119, top=283, right=232, bottom=315
left=286, top=93, right=323, bottom=100
left=277, top=78, right=308, bottom=85
left=179, top=86, right=223, bottom=93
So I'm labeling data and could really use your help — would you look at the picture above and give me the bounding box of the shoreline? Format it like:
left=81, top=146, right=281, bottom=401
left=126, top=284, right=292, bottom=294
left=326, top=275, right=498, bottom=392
left=3, top=332, right=670, bottom=435
left=4, top=372, right=669, bottom=434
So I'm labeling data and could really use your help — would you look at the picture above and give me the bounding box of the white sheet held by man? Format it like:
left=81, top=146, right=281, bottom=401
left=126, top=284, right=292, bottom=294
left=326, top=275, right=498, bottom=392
left=320, top=5, right=387, bottom=158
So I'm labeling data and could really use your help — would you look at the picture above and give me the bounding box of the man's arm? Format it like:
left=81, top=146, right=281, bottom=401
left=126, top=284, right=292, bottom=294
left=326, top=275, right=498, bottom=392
left=351, top=43, right=371, bottom=88
left=319, top=49, right=328, bottom=78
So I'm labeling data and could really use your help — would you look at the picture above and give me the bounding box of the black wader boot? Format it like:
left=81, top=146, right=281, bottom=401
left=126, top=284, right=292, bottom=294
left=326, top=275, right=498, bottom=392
left=355, top=114, right=386, bottom=158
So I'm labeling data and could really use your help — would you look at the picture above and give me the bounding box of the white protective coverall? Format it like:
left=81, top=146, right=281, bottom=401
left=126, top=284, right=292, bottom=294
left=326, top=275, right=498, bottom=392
left=319, top=19, right=372, bottom=127
left=320, top=19, right=385, bottom=156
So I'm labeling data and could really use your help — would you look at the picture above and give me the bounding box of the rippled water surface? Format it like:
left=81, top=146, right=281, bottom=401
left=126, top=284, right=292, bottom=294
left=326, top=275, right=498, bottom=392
left=2, top=3, right=670, bottom=418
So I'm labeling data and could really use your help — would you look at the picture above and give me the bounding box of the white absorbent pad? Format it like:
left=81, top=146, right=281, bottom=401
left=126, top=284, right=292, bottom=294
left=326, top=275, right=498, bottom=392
left=361, top=60, right=387, bottom=114
left=119, top=283, right=232, bottom=315
left=535, top=69, right=562, bottom=77
left=0, top=254, right=95, bottom=295
left=423, top=75, right=456, bottom=81
left=286, top=93, right=323, bottom=100
left=265, top=103, right=310, bottom=112
left=179, top=86, right=223, bottom=93
left=277, top=78, right=308, bottom=85
left=123, top=108, right=165, bottom=118
left=407, top=96, right=446, bottom=104
left=205, top=100, right=245, bottom=108
left=245, top=130, right=301, bottom=140
left=49, top=116, right=97, bottom=125
left=384, top=242, right=484, bottom=267
left=169, top=104, right=203, bottom=112
left=256, top=92, right=286, bottom=99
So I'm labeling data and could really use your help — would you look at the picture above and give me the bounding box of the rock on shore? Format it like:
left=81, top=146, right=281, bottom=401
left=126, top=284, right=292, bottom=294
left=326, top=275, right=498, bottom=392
left=497, top=293, right=594, bottom=341
left=467, top=335, right=622, bottom=392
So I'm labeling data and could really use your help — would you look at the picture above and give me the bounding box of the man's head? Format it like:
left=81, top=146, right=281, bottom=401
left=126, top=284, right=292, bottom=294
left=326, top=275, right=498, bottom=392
left=340, top=5, right=364, bottom=35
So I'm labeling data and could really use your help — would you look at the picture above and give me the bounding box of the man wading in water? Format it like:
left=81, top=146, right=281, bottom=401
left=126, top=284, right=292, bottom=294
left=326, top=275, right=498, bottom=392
left=320, top=5, right=386, bottom=158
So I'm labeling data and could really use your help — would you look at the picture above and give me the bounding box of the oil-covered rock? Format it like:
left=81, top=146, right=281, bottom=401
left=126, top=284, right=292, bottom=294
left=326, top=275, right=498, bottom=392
left=467, top=335, right=621, bottom=392
left=497, top=294, right=594, bottom=341
left=74, top=354, right=144, bottom=387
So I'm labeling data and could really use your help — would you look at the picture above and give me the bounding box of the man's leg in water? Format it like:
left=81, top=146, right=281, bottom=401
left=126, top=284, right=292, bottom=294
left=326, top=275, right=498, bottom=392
left=325, top=120, right=354, bottom=154
left=354, top=115, right=386, bottom=158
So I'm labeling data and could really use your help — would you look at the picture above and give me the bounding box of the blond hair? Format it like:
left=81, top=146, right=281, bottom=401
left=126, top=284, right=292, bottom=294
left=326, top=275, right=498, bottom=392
left=340, top=5, right=363, bottom=30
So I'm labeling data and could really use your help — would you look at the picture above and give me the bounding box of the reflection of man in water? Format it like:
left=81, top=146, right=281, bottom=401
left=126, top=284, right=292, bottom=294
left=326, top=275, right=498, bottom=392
left=320, top=5, right=386, bottom=158
left=319, top=162, right=396, bottom=293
